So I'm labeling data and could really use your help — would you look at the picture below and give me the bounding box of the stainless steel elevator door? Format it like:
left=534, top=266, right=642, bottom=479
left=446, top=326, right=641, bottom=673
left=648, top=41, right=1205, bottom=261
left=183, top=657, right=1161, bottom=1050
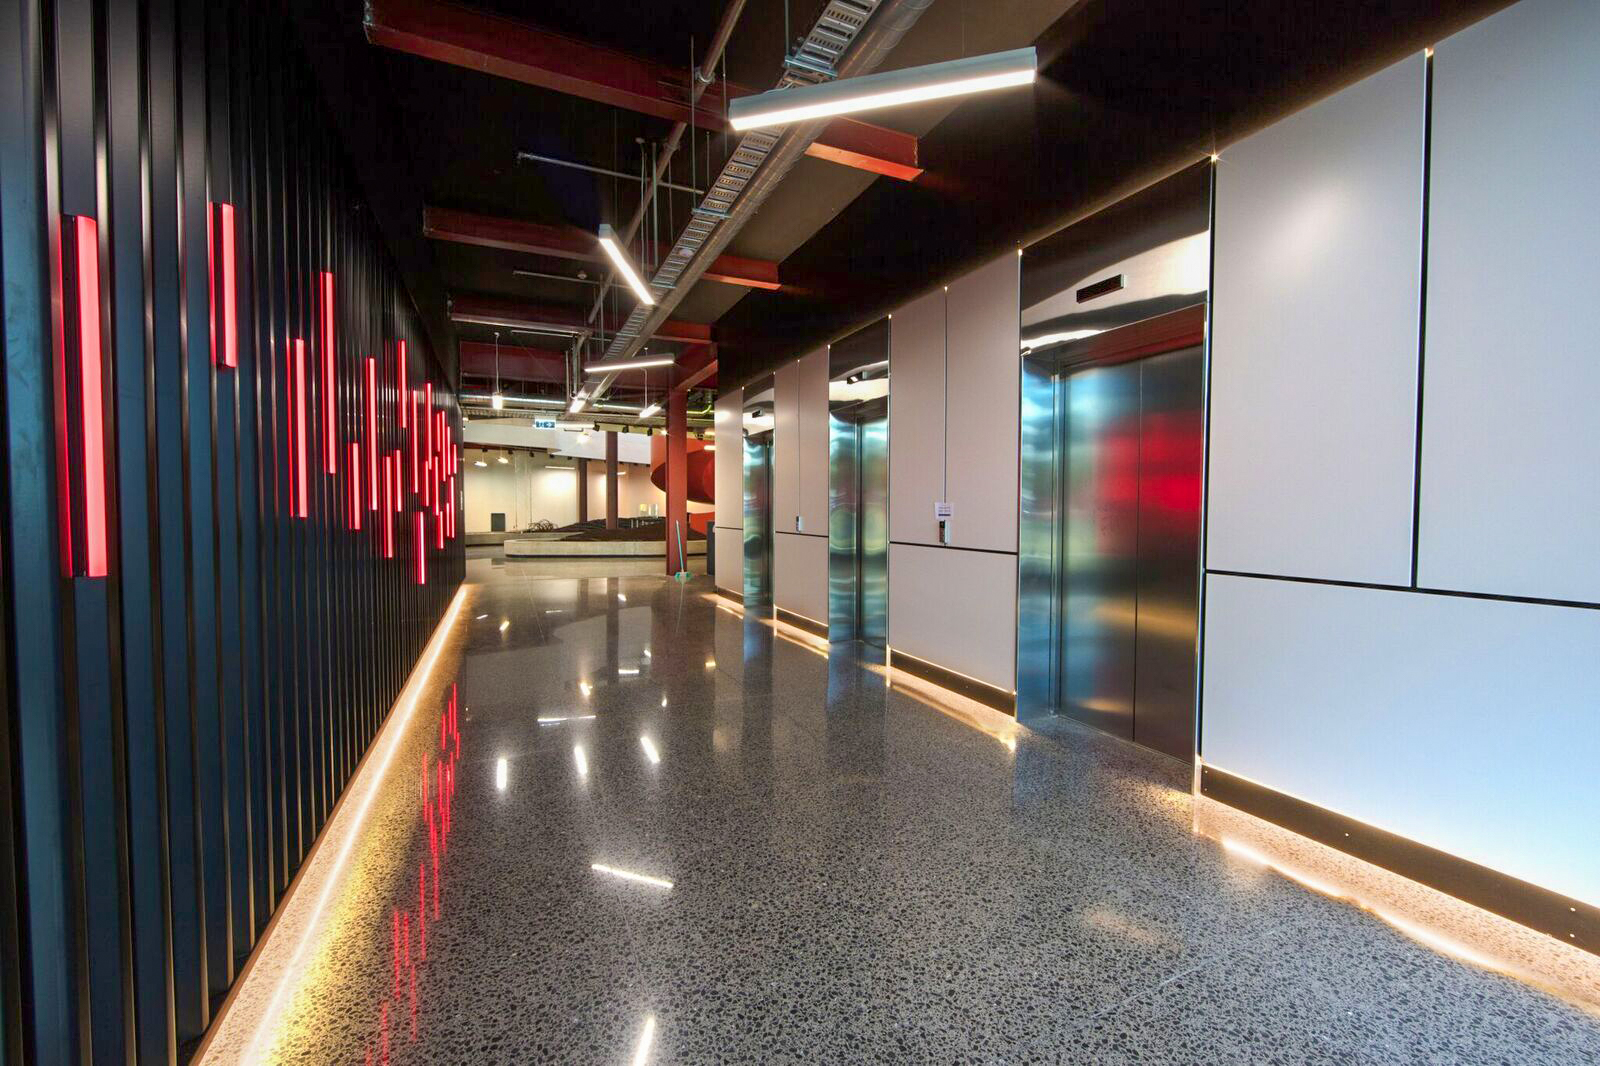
left=1058, top=346, right=1203, bottom=760
left=744, top=434, right=773, bottom=608
left=858, top=415, right=889, bottom=647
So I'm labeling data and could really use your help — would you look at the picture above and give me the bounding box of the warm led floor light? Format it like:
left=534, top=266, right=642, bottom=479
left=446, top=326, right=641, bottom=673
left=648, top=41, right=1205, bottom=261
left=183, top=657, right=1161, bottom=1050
left=729, top=47, right=1036, bottom=131
left=591, top=863, right=673, bottom=890
left=597, top=223, right=656, bottom=306
left=196, top=586, right=468, bottom=1065
left=632, top=1015, right=657, bottom=1066
left=495, top=756, right=508, bottom=792
left=583, top=356, right=676, bottom=375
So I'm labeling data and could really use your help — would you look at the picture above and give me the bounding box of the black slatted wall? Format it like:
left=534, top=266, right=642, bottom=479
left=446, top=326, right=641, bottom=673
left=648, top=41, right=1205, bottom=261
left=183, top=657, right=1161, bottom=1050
left=0, top=1, right=465, bottom=1062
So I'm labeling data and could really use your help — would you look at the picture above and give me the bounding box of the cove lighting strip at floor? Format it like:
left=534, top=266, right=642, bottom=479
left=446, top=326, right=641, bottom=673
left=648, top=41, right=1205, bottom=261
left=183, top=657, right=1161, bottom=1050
left=194, top=584, right=470, bottom=1064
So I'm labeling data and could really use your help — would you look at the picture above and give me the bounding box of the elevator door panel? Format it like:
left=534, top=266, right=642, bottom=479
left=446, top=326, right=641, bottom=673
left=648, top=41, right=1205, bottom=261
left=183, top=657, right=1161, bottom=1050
left=1061, top=363, right=1142, bottom=739
left=859, top=416, right=890, bottom=647
left=744, top=436, right=773, bottom=607
left=1132, top=347, right=1203, bottom=759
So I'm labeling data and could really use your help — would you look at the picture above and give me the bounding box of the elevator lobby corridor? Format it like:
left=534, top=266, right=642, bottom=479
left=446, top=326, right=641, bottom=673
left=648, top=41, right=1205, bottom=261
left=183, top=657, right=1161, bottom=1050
left=191, top=554, right=1600, bottom=1065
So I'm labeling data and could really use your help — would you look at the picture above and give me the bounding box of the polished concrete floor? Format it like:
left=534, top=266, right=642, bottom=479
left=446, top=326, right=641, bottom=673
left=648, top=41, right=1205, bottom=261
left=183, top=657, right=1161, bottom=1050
left=263, top=553, right=1600, bottom=1064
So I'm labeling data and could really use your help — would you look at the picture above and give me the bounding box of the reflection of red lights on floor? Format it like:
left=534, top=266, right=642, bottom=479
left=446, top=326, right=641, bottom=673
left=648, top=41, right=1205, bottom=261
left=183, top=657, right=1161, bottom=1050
left=366, top=682, right=462, bottom=1060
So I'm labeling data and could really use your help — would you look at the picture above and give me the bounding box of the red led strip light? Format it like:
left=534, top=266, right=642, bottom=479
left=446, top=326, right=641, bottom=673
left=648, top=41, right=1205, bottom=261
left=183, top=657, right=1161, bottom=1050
left=209, top=202, right=238, bottom=368
left=414, top=511, right=426, bottom=584
left=319, top=271, right=336, bottom=474
left=383, top=455, right=396, bottom=558
left=289, top=338, right=309, bottom=519
left=397, top=339, right=408, bottom=428
left=58, top=215, right=109, bottom=577
left=349, top=441, right=363, bottom=531
left=366, top=356, right=379, bottom=510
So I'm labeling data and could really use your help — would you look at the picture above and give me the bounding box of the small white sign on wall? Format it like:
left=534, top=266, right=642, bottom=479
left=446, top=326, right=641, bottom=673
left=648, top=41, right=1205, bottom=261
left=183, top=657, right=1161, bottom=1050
left=934, top=501, right=954, bottom=520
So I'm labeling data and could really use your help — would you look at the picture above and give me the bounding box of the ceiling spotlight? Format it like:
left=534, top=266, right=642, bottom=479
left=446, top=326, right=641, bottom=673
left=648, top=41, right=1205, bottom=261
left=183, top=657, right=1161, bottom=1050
left=729, top=47, right=1036, bottom=131
left=497, top=454, right=509, bottom=464
left=492, top=391, right=504, bottom=410
left=584, top=356, right=676, bottom=375
left=474, top=459, right=488, bottom=468
left=846, top=374, right=860, bottom=385
left=597, top=223, right=655, bottom=307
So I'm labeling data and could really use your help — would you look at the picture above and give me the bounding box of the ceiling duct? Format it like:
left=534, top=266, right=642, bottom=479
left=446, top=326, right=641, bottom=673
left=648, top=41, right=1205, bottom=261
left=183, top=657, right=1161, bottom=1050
left=587, top=0, right=934, bottom=400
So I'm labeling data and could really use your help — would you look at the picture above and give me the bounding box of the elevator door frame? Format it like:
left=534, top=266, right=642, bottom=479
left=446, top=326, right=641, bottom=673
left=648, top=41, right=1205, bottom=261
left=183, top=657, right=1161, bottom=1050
left=828, top=404, right=889, bottom=646
left=743, top=432, right=774, bottom=609
left=1016, top=304, right=1207, bottom=764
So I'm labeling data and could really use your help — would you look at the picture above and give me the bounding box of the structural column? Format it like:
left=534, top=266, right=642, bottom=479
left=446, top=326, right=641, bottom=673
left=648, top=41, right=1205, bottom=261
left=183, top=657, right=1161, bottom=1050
left=605, top=431, right=619, bottom=529
left=666, top=390, right=688, bottom=574
left=575, top=457, right=589, bottom=523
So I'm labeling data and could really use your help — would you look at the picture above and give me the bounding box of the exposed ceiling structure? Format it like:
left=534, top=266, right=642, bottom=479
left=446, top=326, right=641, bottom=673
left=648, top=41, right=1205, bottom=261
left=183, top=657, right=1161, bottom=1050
left=291, top=0, right=1510, bottom=418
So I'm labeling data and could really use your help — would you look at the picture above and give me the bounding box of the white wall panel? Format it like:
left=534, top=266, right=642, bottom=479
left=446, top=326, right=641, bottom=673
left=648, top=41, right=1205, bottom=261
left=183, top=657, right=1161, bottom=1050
left=774, top=532, right=829, bottom=625
left=714, top=388, right=743, bottom=531
left=772, top=361, right=800, bottom=533
left=945, top=253, right=1021, bottom=553
left=1208, top=56, right=1425, bottom=585
left=1418, top=0, right=1600, bottom=603
left=888, top=288, right=946, bottom=545
left=798, top=348, right=831, bottom=533
left=888, top=543, right=1016, bottom=691
left=1202, top=573, right=1600, bottom=906
left=714, top=527, right=743, bottom=593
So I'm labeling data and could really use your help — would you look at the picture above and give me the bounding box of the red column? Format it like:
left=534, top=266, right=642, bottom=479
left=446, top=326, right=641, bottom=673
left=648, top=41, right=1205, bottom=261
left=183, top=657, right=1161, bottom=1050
left=666, top=390, right=688, bottom=575
left=575, top=457, right=589, bottom=523
left=605, top=430, right=619, bottom=529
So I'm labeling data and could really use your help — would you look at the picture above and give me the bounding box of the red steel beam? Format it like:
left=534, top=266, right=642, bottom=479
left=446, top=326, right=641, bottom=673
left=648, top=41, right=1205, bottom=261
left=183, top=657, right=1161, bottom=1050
left=423, top=207, right=781, bottom=291
left=458, top=340, right=567, bottom=383
left=366, top=0, right=922, bottom=181
left=448, top=293, right=713, bottom=346
left=669, top=343, right=718, bottom=394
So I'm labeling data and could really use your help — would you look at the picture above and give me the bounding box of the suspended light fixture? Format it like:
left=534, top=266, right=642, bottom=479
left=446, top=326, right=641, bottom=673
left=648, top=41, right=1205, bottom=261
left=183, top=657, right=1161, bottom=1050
left=583, top=356, right=675, bottom=375
left=596, top=223, right=655, bottom=307
left=497, top=453, right=509, bottom=465
left=491, top=330, right=504, bottom=410
left=728, top=47, right=1037, bottom=131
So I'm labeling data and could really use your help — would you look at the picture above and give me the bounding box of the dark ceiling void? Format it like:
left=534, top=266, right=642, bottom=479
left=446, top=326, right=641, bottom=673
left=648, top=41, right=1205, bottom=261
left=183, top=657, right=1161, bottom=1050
left=292, top=0, right=1511, bottom=404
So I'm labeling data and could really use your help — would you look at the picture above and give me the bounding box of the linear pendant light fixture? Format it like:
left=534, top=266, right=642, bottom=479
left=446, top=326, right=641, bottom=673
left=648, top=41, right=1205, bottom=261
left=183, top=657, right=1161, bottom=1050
left=596, top=223, right=655, bottom=307
left=583, top=355, right=675, bottom=375
left=728, top=47, right=1037, bottom=131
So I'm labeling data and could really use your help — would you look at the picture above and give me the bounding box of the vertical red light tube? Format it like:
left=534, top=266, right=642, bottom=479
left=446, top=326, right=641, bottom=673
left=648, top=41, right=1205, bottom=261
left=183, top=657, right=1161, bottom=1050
left=366, top=356, right=379, bottom=510
left=58, top=215, right=109, bottom=577
left=289, top=339, right=309, bottom=518
left=410, top=390, right=421, bottom=494
left=414, top=511, right=426, bottom=584
left=382, top=456, right=395, bottom=558
left=319, top=271, right=337, bottom=474
left=392, top=450, right=403, bottom=512
left=447, top=476, right=456, bottom=539
left=349, top=442, right=363, bottom=531
left=209, top=202, right=238, bottom=368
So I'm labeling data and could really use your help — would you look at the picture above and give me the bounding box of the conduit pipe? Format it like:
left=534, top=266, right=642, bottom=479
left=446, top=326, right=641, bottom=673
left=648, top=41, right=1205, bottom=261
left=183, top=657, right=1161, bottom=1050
left=586, top=0, right=934, bottom=404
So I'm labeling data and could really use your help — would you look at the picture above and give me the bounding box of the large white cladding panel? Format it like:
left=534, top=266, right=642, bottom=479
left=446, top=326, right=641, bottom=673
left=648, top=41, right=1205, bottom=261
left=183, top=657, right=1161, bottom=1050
left=1207, top=56, right=1425, bottom=585
left=773, top=360, right=801, bottom=533
left=713, top=388, right=743, bottom=531
left=888, top=543, right=1016, bottom=690
left=774, top=532, right=829, bottom=624
left=1202, top=573, right=1600, bottom=906
left=798, top=348, right=831, bottom=534
left=714, top=527, right=743, bottom=592
left=888, top=288, right=946, bottom=546
left=1418, top=0, right=1600, bottom=603
left=945, top=253, right=1021, bottom=553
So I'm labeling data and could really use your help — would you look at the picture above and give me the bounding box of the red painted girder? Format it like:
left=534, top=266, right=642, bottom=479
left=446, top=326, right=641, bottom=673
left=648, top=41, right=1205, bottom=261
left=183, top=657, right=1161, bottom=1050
left=458, top=340, right=567, bottom=383
left=422, top=207, right=781, bottom=291
left=366, top=0, right=922, bottom=181
left=448, top=293, right=713, bottom=345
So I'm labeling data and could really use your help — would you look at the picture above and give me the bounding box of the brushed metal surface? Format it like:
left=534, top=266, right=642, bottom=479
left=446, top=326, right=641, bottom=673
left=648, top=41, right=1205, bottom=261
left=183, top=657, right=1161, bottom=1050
left=828, top=415, right=860, bottom=641
left=743, top=433, right=773, bottom=608
left=859, top=415, right=890, bottom=647
left=1015, top=352, right=1059, bottom=720
left=827, top=411, right=890, bottom=647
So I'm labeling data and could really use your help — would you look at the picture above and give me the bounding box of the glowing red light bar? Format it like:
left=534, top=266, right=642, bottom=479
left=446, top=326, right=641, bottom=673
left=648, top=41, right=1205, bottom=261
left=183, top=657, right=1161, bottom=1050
left=349, top=441, right=363, bottom=531
left=447, top=476, right=456, bottom=539
left=397, top=339, right=408, bottom=428
left=366, top=356, right=379, bottom=510
left=290, top=339, right=309, bottom=518
left=208, top=203, right=238, bottom=368
left=382, top=456, right=395, bottom=558
left=319, top=271, right=337, bottom=474
left=392, top=449, right=403, bottom=512
left=58, top=215, right=109, bottom=577
left=415, top=511, right=426, bottom=584
left=410, top=390, right=421, bottom=494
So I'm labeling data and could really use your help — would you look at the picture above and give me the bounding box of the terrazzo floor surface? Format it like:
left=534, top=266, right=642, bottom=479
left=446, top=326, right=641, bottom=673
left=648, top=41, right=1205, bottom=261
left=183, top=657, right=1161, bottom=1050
left=260, top=553, right=1600, bottom=1064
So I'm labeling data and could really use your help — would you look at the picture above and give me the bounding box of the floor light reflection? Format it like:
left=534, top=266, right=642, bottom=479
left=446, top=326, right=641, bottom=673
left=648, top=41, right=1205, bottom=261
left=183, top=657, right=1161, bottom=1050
left=639, top=736, right=661, bottom=764
left=495, top=756, right=508, bottom=791
left=631, top=1015, right=657, bottom=1066
left=573, top=745, right=589, bottom=778
left=591, top=863, right=673, bottom=890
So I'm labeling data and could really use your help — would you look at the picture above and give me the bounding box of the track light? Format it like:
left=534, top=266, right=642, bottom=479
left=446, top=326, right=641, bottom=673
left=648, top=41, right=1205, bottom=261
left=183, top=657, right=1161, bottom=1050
left=597, top=223, right=655, bottom=306
left=728, top=47, right=1036, bottom=131
left=474, top=459, right=487, bottom=468
left=497, top=454, right=509, bottom=464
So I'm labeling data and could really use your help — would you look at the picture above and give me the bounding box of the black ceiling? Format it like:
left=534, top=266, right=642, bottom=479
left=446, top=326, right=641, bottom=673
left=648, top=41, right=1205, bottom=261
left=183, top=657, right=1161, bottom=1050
left=291, top=0, right=1511, bottom=398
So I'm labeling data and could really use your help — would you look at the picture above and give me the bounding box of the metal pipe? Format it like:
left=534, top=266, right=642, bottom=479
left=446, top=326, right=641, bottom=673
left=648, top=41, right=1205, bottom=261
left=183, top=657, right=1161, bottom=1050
left=516, top=151, right=704, bottom=196
left=576, top=0, right=751, bottom=364
left=588, top=0, right=932, bottom=400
